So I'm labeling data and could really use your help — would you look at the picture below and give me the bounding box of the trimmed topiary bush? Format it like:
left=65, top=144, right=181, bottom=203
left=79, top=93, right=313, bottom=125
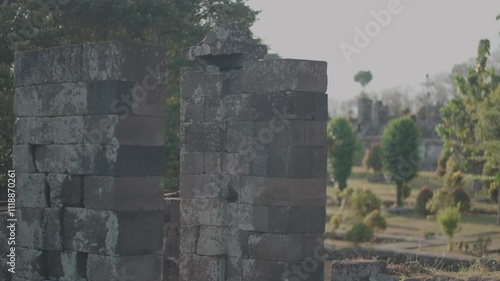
left=363, top=210, right=387, bottom=234
left=345, top=223, right=374, bottom=243
left=346, top=188, right=382, bottom=217
left=452, top=187, right=471, bottom=213
left=437, top=206, right=461, bottom=251
left=415, top=186, right=434, bottom=216
left=426, top=188, right=454, bottom=215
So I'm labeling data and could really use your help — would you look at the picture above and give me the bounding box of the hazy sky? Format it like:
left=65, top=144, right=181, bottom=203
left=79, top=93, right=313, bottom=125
left=246, top=0, right=500, bottom=101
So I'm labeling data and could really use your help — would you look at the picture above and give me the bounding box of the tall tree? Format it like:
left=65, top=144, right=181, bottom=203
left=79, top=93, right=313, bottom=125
left=381, top=116, right=421, bottom=207
left=436, top=39, right=500, bottom=177
left=327, top=117, right=358, bottom=191
left=0, top=0, right=259, bottom=197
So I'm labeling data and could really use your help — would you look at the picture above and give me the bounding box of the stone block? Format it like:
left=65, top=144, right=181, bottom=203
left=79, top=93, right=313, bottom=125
left=287, top=260, right=325, bottom=281
left=222, top=70, right=243, bottom=95
left=196, top=226, right=225, bottom=256
left=239, top=177, right=326, bottom=206
left=249, top=148, right=267, bottom=176
left=253, top=92, right=316, bottom=121
left=225, top=122, right=255, bottom=152
left=180, top=174, right=230, bottom=199
left=239, top=205, right=325, bottom=234
left=267, top=146, right=312, bottom=178
left=14, top=49, right=49, bottom=87
left=203, top=152, right=222, bottom=174
left=34, top=145, right=85, bottom=174
left=179, top=254, right=225, bottom=281
left=48, top=44, right=83, bottom=83
left=16, top=173, right=48, bottom=208
left=45, top=251, right=87, bottom=281
left=242, top=59, right=328, bottom=93
left=242, top=259, right=287, bottom=281
left=16, top=247, right=46, bottom=280
left=84, top=176, right=164, bottom=211
left=248, top=233, right=323, bottom=262
left=164, top=237, right=180, bottom=258
left=180, top=122, right=225, bottom=152
left=305, top=121, right=326, bottom=147
left=87, top=254, right=163, bottom=281
left=330, top=260, right=396, bottom=281
left=14, top=83, right=88, bottom=117
left=82, top=41, right=167, bottom=84
left=179, top=225, right=199, bottom=254
left=165, top=222, right=181, bottom=237
left=255, top=120, right=305, bottom=146
left=163, top=257, right=179, bottom=281
left=14, top=116, right=84, bottom=144
left=181, top=199, right=237, bottom=227
left=181, top=97, right=205, bottom=122
left=226, top=258, right=242, bottom=281
left=84, top=115, right=166, bottom=145
left=223, top=94, right=256, bottom=121
left=312, top=147, right=327, bottom=178
left=222, top=153, right=250, bottom=175
left=47, top=174, right=83, bottom=208
left=315, top=93, right=328, bottom=121
left=83, top=144, right=166, bottom=176
left=164, top=198, right=181, bottom=223
left=63, top=208, right=163, bottom=255
left=180, top=69, right=222, bottom=98
left=12, top=145, right=36, bottom=173
left=204, top=96, right=225, bottom=121
left=180, top=152, right=204, bottom=174
left=17, top=208, right=62, bottom=250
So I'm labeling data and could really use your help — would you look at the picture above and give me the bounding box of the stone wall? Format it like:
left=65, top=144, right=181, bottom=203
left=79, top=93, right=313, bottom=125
left=178, top=24, right=328, bottom=281
left=11, top=41, right=168, bottom=280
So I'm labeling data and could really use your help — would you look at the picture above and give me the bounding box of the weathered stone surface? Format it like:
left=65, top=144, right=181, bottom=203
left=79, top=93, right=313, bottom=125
left=330, top=260, right=397, bottom=281
left=315, top=93, right=328, bottom=121
left=181, top=97, right=205, bottom=122
left=312, top=147, right=328, bottom=178
left=180, top=174, right=230, bottom=199
left=226, top=258, right=242, bottom=281
left=84, top=176, right=164, bottom=211
left=222, top=153, right=250, bottom=175
left=47, top=174, right=83, bottom=207
left=82, top=41, right=167, bottom=84
left=34, top=145, right=85, bottom=174
left=12, top=145, right=37, bottom=173
left=179, top=225, right=199, bottom=254
left=181, top=69, right=222, bottom=98
left=180, top=152, right=204, bottom=174
left=45, top=251, right=87, bottom=281
left=16, top=173, right=48, bottom=208
left=85, top=81, right=167, bottom=117
left=225, top=122, right=255, bottom=152
left=14, top=50, right=49, bottom=87
left=196, top=226, right=225, bottom=256
left=63, top=208, right=163, bottom=255
left=182, top=23, right=267, bottom=69
left=48, top=45, right=83, bottom=83
left=243, top=59, right=327, bottom=93
left=242, top=259, right=287, bottom=281
left=267, top=146, right=312, bottom=178
left=16, top=247, right=46, bottom=280
left=305, top=121, right=327, bottom=147
left=239, top=176, right=326, bottom=206
left=239, top=205, right=325, bottom=233
left=84, top=144, right=166, bottom=176
left=14, top=83, right=88, bottom=117
left=164, top=237, right=180, bottom=258
left=255, top=120, right=305, bottom=146
left=203, top=152, right=223, bottom=174
left=87, top=254, right=163, bottom=281
left=181, top=122, right=226, bottom=152
left=163, top=257, right=179, bottom=281
left=248, top=233, right=323, bottom=262
left=14, top=116, right=84, bottom=144
left=84, top=115, right=166, bottom=145
left=164, top=198, right=181, bottom=223
left=181, top=199, right=237, bottom=226
left=179, top=254, right=225, bottom=281
left=222, top=70, right=244, bottom=95
left=17, top=208, right=62, bottom=250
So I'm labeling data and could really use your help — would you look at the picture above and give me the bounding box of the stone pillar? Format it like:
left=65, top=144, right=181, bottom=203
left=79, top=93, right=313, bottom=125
left=179, top=23, right=328, bottom=281
left=358, top=97, right=373, bottom=125
left=12, top=41, right=167, bottom=280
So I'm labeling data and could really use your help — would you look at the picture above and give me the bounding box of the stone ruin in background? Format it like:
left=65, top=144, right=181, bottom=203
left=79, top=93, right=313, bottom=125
left=1, top=23, right=329, bottom=281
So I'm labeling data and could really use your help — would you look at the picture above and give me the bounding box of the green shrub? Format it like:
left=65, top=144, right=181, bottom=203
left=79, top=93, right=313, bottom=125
left=437, top=206, right=461, bottom=251
left=452, top=187, right=471, bottom=213
left=426, top=188, right=454, bottom=215
left=488, top=183, right=499, bottom=203
left=345, top=223, right=374, bottom=243
left=450, top=171, right=464, bottom=189
left=362, top=144, right=383, bottom=174
left=402, top=182, right=412, bottom=200
left=328, top=214, right=342, bottom=232
left=436, top=150, right=451, bottom=177
left=346, top=188, right=382, bottom=217
left=363, top=210, right=387, bottom=234
left=444, top=156, right=461, bottom=187
left=415, top=186, right=434, bottom=216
